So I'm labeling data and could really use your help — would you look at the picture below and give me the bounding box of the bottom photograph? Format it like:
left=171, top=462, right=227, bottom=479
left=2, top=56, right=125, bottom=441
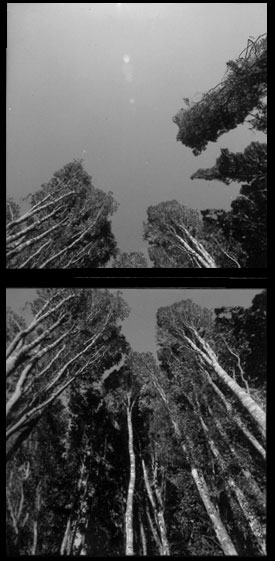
left=6, top=288, right=266, bottom=556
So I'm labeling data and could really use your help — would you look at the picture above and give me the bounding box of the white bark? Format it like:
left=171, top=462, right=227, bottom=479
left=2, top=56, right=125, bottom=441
left=191, top=467, right=238, bottom=555
left=6, top=203, right=64, bottom=244
left=228, top=479, right=266, bottom=555
left=181, top=327, right=266, bottom=439
left=204, top=369, right=265, bottom=459
left=141, top=458, right=169, bottom=555
left=139, top=514, right=147, bottom=555
left=39, top=203, right=105, bottom=268
left=125, top=400, right=136, bottom=556
left=60, top=516, right=71, bottom=555
left=6, top=218, right=67, bottom=259
left=6, top=188, right=76, bottom=231
left=18, top=239, right=52, bottom=268
left=145, top=505, right=162, bottom=553
left=198, top=409, right=266, bottom=554
left=6, top=293, right=75, bottom=360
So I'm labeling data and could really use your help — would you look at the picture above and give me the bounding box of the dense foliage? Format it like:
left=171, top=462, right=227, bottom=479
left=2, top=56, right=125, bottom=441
left=144, top=200, right=244, bottom=268
left=112, top=251, right=149, bottom=268
left=6, top=290, right=266, bottom=555
left=173, top=35, right=267, bottom=155
left=6, top=161, right=118, bottom=269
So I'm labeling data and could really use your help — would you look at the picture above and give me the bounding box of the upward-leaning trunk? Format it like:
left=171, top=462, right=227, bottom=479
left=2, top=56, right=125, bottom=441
left=183, top=330, right=266, bottom=440
left=197, top=410, right=266, bottom=555
left=60, top=516, right=71, bottom=555
left=190, top=466, right=238, bottom=555
left=203, top=368, right=266, bottom=460
left=141, top=458, right=170, bottom=555
left=125, top=400, right=136, bottom=556
left=144, top=365, right=237, bottom=555
left=138, top=512, right=147, bottom=555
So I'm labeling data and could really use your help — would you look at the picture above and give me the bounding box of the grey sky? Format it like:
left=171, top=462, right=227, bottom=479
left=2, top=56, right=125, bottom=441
left=7, top=3, right=266, bottom=258
left=6, top=288, right=264, bottom=357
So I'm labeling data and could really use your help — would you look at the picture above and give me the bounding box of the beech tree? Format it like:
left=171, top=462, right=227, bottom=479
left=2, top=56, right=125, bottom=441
left=144, top=200, right=243, bottom=268
left=6, top=161, right=118, bottom=269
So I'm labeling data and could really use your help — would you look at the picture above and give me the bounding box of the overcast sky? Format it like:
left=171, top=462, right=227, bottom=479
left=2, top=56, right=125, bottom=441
left=6, top=288, right=264, bottom=357
left=7, top=3, right=266, bottom=260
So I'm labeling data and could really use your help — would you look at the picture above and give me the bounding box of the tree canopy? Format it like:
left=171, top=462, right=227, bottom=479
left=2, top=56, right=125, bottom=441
left=144, top=200, right=243, bottom=268
left=6, top=161, right=118, bottom=269
left=112, top=251, right=149, bottom=268
left=173, top=34, right=267, bottom=155
left=6, top=290, right=266, bottom=555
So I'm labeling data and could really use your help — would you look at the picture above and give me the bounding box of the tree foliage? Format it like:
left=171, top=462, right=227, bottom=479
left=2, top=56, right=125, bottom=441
left=202, top=174, right=267, bottom=268
left=6, top=293, right=266, bottom=555
left=6, top=288, right=129, bottom=461
left=191, top=142, right=267, bottom=185
left=112, top=251, right=149, bottom=268
left=144, top=200, right=244, bottom=268
left=6, top=161, right=118, bottom=268
left=173, top=34, right=267, bottom=155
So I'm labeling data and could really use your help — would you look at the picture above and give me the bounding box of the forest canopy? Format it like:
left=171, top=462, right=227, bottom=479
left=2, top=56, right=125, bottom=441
left=6, top=290, right=266, bottom=555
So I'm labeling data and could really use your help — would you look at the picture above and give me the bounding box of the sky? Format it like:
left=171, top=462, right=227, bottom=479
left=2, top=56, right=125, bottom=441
left=6, top=288, right=264, bottom=357
left=7, top=3, right=267, bottom=261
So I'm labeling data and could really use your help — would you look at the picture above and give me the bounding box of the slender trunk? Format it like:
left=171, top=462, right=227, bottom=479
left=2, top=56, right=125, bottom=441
left=204, top=369, right=266, bottom=459
left=154, top=486, right=170, bottom=555
left=125, top=400, right=136, bottom=555
left=191, top=467, right=238, bottom=555
left=184, top=330, right=266, bottom=439
left=138, top=512, right=147, bottom=555
left=145, top=504, right=162, bottom=554
left=228, top=478, right=266, bottom=555
left=141, top=458, right=169, bottom=555
left=60, top=516, right=71, bottom=555
left=139, top=358, right=238, bottom=555
left=213, top=414, right=266, bottom=512
left=6, top=415, right=41, bottom=463
left=198, top=410, right=265, bottom=554
left=31, top=483, right=41, bottom=555
left=31, top=521, right=38, bottom=555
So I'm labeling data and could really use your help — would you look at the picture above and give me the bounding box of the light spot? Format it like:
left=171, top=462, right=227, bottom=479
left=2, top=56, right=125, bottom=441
left=8, top=107, right=12, bottom=111
left=129, top=98, right=135, bottom=105
left=123, top=54, right=130, bottom=64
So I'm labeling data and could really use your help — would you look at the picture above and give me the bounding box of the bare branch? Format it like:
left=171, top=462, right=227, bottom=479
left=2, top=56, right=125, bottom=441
left=219, top=334, right=250, bottom=394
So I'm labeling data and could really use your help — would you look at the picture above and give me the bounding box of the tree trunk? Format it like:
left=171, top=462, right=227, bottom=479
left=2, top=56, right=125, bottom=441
left=213, top=414, right=266, bottom=512
left=204, top=369, right=266, bottom=459
left=228, top=478, right=266, bottom=555
left=145, top=504, right=162, bottom=554
left=140, top=358, right=238, bottom=556
left=141, top=457, right=169, bottom=555
left=125, top=400, right=136, bottom=555
left=31, top=521, right=38, bottom=555
left=184, top=330, right=266, bottom=439
left=198, top=409, right=265, bottom=554
left=154, top=487, right=170, bottom=555
left=138, top=512, right=147, bottom=555
left=190, top=467, right=238, bottom=555
left=60, top=516, right=71, bottom=555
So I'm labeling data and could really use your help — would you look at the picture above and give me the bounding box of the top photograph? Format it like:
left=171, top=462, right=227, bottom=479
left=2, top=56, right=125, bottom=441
left=6, top=3, right=267, bottom=269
